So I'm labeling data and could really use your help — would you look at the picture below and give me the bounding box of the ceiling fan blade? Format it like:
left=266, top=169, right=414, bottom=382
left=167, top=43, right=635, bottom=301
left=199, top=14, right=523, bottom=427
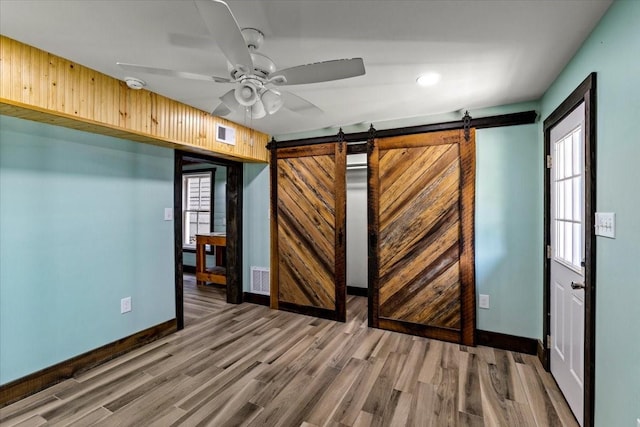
left=194, top=0, right=253, bottom=70
left=281, top=91, right=323, bottom=115
left=212, top=102, right=232, bottom=117
left=117, top=62, right=231, bottom=83
left=273, top=58, right=365, bottom=86
left=168, top=33, right=215, bottom=50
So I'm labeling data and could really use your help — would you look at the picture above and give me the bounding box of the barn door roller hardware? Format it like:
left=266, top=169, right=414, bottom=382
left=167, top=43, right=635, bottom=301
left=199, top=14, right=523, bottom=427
left=463, top=110, right=472, bottom=142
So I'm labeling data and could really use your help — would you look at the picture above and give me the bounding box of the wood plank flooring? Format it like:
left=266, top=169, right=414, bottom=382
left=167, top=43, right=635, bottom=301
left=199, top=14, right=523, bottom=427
left=0, top=276, right=577, bottom=426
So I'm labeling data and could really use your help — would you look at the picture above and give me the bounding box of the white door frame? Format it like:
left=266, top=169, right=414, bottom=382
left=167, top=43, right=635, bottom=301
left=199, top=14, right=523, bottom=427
left=543, top=73, right=597, bottom=427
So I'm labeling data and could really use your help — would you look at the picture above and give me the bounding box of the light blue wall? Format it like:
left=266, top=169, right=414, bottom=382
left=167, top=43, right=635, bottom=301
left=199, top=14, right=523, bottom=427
left=540, top=1, right=640, bottom=425
left=242, top=163, right=270, bottom=292
left=213, top=166, right=227, bottom=233
left=476, top=124, right=542, bottom=339
left=0, top=115, right=175, bottom=385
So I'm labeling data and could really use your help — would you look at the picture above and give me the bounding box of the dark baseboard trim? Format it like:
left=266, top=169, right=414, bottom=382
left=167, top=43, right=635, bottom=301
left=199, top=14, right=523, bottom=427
left=476, top=330, right=538, bottom=355
left=278, top=301, right=338, bottom=321
left=183, top=265, right=196, bottom=274
left=537, top=339, right=549, bottom=369
left=347, top=286, right=368, bottom=297
left=378, top=318, right=461, bottom=343
left=243, top=292, right=270, bottom=306
left=0, top=318, right=177, bottom=408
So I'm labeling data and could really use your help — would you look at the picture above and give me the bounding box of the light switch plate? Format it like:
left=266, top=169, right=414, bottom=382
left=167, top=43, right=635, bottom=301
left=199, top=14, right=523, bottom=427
left=595, top=212, right=615, bottom=238
left=479, top=294, right=490, bottom=309
left=120, top=297, right=132, bottom=314
left=164, top=208, right=173, bottom=221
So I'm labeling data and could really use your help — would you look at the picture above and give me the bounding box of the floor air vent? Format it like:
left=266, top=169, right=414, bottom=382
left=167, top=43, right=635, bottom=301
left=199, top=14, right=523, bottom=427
left=250, top=267, right=270, bottom=295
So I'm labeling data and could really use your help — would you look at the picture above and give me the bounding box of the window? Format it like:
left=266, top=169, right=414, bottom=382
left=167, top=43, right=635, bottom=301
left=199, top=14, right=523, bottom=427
left=554, top=126, right=583, bottom=270
left=183, top=171, right=213, bottom=248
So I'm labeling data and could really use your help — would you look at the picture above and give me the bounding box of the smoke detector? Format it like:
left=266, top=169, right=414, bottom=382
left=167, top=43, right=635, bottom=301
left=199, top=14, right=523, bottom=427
left=124, top=77, right=146, bottom=90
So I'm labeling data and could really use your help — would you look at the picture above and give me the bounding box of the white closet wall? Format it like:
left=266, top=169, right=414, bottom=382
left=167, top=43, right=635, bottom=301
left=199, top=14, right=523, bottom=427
left=346, top=154, right=368, bottom=288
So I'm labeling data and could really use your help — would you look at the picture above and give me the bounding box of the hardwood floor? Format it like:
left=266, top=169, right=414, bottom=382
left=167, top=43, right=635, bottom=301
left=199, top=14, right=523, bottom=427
left=0, top=277, right=577, bottom=426
left=183, top=274, right=228, bottom=328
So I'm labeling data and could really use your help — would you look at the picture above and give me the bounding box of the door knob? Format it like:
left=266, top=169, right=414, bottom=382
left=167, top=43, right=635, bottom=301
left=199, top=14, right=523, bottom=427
left=571, top=281, right=586, bottom=290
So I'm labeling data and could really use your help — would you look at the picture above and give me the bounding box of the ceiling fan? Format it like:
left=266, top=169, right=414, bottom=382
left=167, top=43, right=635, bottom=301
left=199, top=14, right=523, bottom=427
left=117, top=0, right=366, bottom=119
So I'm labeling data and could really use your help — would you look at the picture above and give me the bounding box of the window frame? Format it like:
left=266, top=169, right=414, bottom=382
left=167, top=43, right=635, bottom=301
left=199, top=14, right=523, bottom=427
left=182, top=167, right=216, bottom=251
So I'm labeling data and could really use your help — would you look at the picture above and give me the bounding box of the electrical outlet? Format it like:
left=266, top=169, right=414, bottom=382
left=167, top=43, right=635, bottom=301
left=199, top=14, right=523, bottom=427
left=120, top=297, right=132, bottom=314
left=479, top=294, right=490, bottom=309
left=164, top=208, right=173, bottom=221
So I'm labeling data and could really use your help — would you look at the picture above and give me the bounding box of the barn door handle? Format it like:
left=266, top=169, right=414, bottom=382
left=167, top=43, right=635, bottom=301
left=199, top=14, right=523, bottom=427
left=338, top=230, right=343, bottom=246
left=571, top=281, right=585, bottom=290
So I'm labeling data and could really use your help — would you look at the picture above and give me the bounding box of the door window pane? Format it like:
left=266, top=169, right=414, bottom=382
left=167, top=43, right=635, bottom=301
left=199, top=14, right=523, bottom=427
left=553, top=127, right=583, bottom=269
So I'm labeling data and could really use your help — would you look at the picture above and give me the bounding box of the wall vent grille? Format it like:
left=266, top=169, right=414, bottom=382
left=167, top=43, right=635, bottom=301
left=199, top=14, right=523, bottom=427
left=250, top=267, right=270, bottom=295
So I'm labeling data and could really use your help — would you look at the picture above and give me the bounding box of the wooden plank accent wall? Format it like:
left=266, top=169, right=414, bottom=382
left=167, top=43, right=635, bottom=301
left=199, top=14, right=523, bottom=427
left=0, top=36, right=269, bottom=162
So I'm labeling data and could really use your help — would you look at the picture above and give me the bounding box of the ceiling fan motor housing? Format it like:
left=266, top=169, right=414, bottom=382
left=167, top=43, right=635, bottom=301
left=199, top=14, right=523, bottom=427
left=230, top=52, right=276, bottom=80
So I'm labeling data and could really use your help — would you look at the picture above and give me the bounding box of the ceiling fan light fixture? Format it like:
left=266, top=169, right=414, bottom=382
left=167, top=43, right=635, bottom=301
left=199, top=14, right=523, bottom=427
left=249, top=99, right=267, bottom=119
left=261, top=88, right=284, bottom=115
left=416, top=72, right=441, bottom=87
left=234, top=82, right=259, bottom=106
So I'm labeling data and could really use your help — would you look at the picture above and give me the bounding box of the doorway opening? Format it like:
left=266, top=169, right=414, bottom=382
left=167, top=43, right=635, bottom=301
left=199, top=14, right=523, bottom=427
left=346, top=152, right=369, bottom=323
left=174, top=150, right=243, bottom=330
left=543, top=73, right=596, bottom=427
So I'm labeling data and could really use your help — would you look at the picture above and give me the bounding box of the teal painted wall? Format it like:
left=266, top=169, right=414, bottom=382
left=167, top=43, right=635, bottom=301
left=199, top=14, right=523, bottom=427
left=541, top=1, right=640, bottom=425
left=213, top=166, right=227, bottom=233
left=476, top=124, right=542, bottom=339
left=242, top=163, right=270, bottom=292
left=0, top=115, right=175, bottom=384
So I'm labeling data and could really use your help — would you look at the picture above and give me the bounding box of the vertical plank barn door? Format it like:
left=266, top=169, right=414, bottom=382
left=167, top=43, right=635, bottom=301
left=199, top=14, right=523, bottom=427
left=271, top=142, right=347, bottom=321
left=368, top=129, right=476, bottom=345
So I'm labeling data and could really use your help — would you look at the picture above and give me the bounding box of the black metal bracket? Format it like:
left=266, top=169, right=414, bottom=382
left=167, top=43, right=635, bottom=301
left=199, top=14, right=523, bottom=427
left=463, top=111, right=472, bottom=142
left=367, top=124, right=377, bottom=153
left=337, top=128, right=345, bottom=152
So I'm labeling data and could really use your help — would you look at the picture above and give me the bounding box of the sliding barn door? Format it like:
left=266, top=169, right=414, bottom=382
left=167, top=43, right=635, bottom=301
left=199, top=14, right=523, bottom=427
left=368, top=129, right=476, bottom=345
left=271, top=142, right=346, bottom=321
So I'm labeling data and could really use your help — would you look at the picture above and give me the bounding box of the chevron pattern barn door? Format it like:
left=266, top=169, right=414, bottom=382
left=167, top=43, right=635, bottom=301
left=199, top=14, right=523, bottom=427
left=271, top=142, right=347, bottom=321
left=368, top=130, right=476, bottom=345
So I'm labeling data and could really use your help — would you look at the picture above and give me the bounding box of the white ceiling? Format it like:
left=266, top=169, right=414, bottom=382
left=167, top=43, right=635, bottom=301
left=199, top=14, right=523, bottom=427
left=0, top=0, right=612, bottom=138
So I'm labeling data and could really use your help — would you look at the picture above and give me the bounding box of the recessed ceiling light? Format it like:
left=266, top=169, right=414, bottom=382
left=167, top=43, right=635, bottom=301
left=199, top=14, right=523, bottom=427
left=416, top=72, right=441, bottom=87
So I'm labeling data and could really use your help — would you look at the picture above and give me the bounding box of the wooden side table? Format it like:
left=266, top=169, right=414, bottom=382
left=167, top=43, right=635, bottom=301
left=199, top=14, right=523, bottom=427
left=195, top=233, right=226, bottom=285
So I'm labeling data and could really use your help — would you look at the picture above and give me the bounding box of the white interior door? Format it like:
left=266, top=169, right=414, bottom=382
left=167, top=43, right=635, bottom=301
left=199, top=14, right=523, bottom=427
left=550, top=102, right=585, bottom=426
